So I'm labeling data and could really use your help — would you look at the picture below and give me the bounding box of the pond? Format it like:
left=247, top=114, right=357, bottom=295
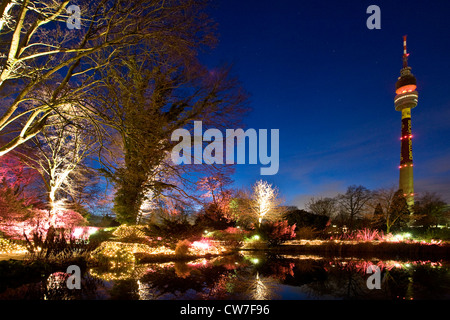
left=1, top=253, right=449, bottom=300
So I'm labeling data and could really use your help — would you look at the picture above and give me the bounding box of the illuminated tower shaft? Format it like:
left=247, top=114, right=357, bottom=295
left=394, top=36, right=418, bottom=209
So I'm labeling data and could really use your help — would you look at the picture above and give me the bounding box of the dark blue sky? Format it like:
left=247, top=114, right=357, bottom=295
left=201, top=0, right=450, bottom=207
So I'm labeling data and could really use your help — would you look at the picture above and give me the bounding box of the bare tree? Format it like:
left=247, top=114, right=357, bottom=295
left=337, top=185, right=372, bottom=230
left=20, top=106, right=97, bottom=223
left=369, top=187, right=411, bottom=233
left=0, top=0, right=219, bottom=155
left=91, top=37, right=247, bottom=223
left=197, top=172, right=233, bottom=206
left=251, top=180, right=283, bottom=227
left=306, top=197, right=338, bottom=218
left=368, top=187, right=397, bottom=216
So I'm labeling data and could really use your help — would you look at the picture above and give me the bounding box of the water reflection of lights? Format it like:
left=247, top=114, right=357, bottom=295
left=144, top=262, right=175, bottom=273
left=278, top=254, right=325, bottom=260
left=44, top=272, right=71, bottom=300
left=250, top=272, right=269, bottom=300
left=137, top=280, right=155, bottom=300
left=89, top=265, right=149, bottom=282
left=331, top=259, right=444, bottom=273
left=46, top=272, right=68, bottom=290
left=89, top=267, right=135, bottom=281
left=84, top=255, right=447, bottom=300
left=187, top=258, right=210, bottom=267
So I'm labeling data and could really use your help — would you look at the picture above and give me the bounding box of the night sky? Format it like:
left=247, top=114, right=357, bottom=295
left=200, top=0, right=450, bottom=208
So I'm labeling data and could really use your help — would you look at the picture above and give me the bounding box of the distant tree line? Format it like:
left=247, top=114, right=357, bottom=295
left=304, top=185, right=449, bottom=233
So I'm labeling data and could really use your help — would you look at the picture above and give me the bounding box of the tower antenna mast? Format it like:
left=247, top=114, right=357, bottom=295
left=403, top=35, right=409, bottom=68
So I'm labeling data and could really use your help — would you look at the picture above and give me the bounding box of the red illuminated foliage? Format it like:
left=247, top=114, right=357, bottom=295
left=197, top=173, right=234, bottom=218
left=260, top=220, right=296, bottom=246
left=196, top=173, right=237, bottom=229
left=0, top=154, right=41, bottom=203
left=0, top=154, right=86, bottom=239
left=0, top=154, right=43, bottom=232
left=2, top=208, right=86, bottom=239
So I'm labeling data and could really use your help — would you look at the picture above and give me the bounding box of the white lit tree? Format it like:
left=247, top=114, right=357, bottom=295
left=251, top=180, right=283, bottom=227
left=20, top=105, right=97, bottom=223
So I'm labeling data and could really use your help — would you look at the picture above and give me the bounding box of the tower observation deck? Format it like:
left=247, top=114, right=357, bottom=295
left=394, top=35, right=418, bottom=210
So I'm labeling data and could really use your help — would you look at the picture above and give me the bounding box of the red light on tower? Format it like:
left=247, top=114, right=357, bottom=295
left=395, top=84, right=417, bottom=95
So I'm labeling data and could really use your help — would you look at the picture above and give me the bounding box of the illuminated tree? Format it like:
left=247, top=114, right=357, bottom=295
left=197, top=173, right=233, bottom=209
left=0, top=0, right=246, bottom=224
left=95, top=44, right=246, bottom=224
left=227, top=188, right=254, bottom=229
left=251, top=180, right=283, bottom=227
left=0, top=153, right=88, bottom=238
left=196, top=172, right=236, bottom=228
left=20, top=107, right=97, bottom=222
left=0, top=0, right=224, bottom=156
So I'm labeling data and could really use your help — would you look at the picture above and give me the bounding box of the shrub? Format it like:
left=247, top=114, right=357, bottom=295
left=207, top=228, right=247, bottom=240
left=90, top=241, right=143, bottom=267
left=112, top=247, right=136, bottom=267
left=147, top=216, right=200, bottom=241
left=295, top=226, right=318, bottom=240
left=0, top=237, right=27, bottom=254
left=223, top=227, right=241, bottom=234
left=260, top=220, right=296, bottom=246
left=1, top=208, right=87, bottom=240
left=332, top=228, right=386, bottom=241
left=206, top=227, right=248, bottom=249
left=24, top=226, right=97, bottom=262
left=112, top=225, right=146, bottom=239
left=175, top=239, right=191, bottom=257
left=355, top=228, right=384, bottom=241
left=194, top=203, right=236, bottom=231
left=410, top=227, right=450, bottom=242
left=283, top=209, right=329, bottom=231
left=89, top=229, right=114, bottom=246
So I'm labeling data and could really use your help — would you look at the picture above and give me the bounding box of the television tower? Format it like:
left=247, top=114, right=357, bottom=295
left=394, top=35, right=418, bottom=209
